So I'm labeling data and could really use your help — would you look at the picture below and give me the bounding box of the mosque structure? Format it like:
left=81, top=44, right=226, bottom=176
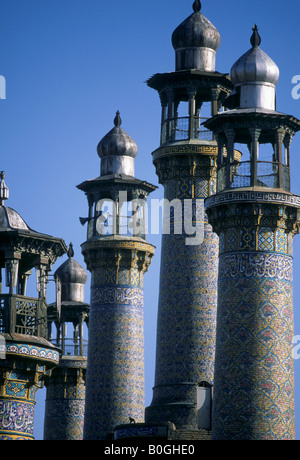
left=204, top=24, right=300, bottom=440
left=0, top=172, right=67, bottom=440
left=144, top=0, right=233, bottom=435
left=43, top=243, right=89, bottom=440
left=0, top=0, right=300, bottom=442
left=78, top=111, right=157, bottom=440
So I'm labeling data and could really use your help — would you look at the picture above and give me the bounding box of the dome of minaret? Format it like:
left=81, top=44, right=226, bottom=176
left=97, top=112, right=138, bottom=176
left=55, top=243, right=87, bottom=303
left=171, top=0, right=221, bottom=71
left=231, top=25, right=279, bottom=87
left=55, top=243, right=87, bottom=286
left=229, top=25, right=279, bottom=110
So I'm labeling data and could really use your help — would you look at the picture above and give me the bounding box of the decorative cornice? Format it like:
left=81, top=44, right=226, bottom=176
left=205, top=189, right=300, bottom=209
left=206, top=194, right=300, bottom=237
left=81, top=238, right=155, bottom=273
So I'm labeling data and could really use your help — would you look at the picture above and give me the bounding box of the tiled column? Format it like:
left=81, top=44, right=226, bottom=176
left=206, top=196, right=300, bottom=440
left=82, top=240, right=154, bottom=440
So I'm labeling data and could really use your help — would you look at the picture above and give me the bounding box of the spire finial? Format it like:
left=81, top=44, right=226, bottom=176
left=193, top=0, right=201, bottom=12
left=250, top=24, right=261, bottom=48
left=114, top=111, right=122, bottom=128
left=67, top=242, right=74, bottom=258
left=0, top=171, right=9, bottom=206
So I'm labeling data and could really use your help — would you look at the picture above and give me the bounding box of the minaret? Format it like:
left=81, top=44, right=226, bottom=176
left=145, top=1, right=233, bottom=434
left=0, top=172, right=67, bottom=440
left=78, top=112, right=156, bottom=440
left=204, top=26, right=300, bottom=440
left=44, top=243, right=89, bottom=440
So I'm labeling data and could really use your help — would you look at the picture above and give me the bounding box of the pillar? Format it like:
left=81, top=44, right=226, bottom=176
left=82, top=240, right=154, bottom=440
left=206, top=196, right=300, bottom=439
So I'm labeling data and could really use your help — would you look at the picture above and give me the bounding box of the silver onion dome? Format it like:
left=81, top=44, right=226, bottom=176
left=97, top=111, right=138, bottom=177
left=171, top=0, right=221, bottom=71
left=230, top=25, right=279, bottom=110
left=55, top=243, right=87, bottom=303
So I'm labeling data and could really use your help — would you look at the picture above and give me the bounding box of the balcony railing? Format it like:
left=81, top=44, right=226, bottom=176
left=0, top=294, right=47, bottom=339
left=217, top=161, right=290, bottom=193
left=51, top=338, right=88, bottom=357
left=161, top=116, right=213, bottom=145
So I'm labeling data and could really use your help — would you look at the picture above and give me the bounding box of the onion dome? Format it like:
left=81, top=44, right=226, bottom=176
left=231, top=25, right=279, bottom=86
left=55, top=243, right=87, bottom=303
left=55, top=243, right=87, bottom=285
left=229, top=25, right=279, bottom=110
left=172, top=0, right=221, bottom=71
left=97, top=111, right=138, bottom=177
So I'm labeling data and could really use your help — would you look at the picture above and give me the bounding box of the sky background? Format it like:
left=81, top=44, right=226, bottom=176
left=1, top=0, right=300, bottom=440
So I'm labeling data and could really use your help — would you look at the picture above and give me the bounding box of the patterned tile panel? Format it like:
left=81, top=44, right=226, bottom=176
left=84, top=281, right=145, bottom=440
left=146, top=228, right=219, bottom=427
left=212, top=251, right=295, bottom=440
left=0, top=400, right=35, bottom=440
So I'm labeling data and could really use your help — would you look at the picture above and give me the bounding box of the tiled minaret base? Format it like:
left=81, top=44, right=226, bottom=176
left=0, top=341, right=60, bottom=440
left=146, top=229, right=218, bottom=427
left=206, top=197, right=299, bottom=440
left=146, top=146, right=218, bottom=429
left=44, top=359, right=86, bottom=440
left=82, top=241, right=154, bottom=440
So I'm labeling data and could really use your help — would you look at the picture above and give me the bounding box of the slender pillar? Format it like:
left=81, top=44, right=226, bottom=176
left=145, top=147, right=219, bottom=430
left=78, top=112, right=156, bottom=440
left=203, top=24, right=300, bottom=439
left=145, top=1, right=233, bottom=434
left=44, top=244, right=89, bottom=441
left=82, top=241, right=154, bottom=439
left=44, top=360, right=86, bottom=440
left=206, top=197, right=300, bottom=439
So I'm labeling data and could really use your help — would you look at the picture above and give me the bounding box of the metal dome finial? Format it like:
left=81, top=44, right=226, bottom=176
left=193, top=0, right=201, bottom=12
left=250, top=24, right=261, bottom=48
left=67, top=242, right=74, bottom=258
left=0, top=171, right=9, bottom=206
left=114, top=111, right=122, bottom=128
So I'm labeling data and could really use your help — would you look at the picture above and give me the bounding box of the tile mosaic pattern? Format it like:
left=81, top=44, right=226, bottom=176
left=146, top=228, right=219, bottom=427
left=44, top=395, right=85, bottom=440
left=4, top=342, right=59, bottom=364
left=44, top=364, right=86, bottom=440
left=82, top=243, right=153, bottom=440
left=213, top=251, right=295, bottom=440
left=0, top=341, right=59, bottom=440
left=0, top=400, right=35, bottom=440
left=147, top=145, right=219, bottom=428
left=206, top=197, right=300, bottom=440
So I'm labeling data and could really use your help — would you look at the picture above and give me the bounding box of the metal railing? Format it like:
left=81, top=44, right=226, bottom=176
left=161, top=116, right=213, bottom=145
left=51, top=338, right=88, bottom=357
left=217, top=161, right=290, bottom=193
left=0, top=294, right=47, bottom=338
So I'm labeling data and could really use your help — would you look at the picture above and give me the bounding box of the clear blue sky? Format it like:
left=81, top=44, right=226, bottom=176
left=1, top=0, right=300, bottom=440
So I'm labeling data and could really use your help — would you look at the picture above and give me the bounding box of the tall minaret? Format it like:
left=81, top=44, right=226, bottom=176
left=44, top=243, right=89, bottom=441
left=0, top=172, right=67, bottom=440
left=204, top=26, right=300, bottom=440
left=78, top=112, right=156, bottom=440
left=145, top=1, right=233, bottom=433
